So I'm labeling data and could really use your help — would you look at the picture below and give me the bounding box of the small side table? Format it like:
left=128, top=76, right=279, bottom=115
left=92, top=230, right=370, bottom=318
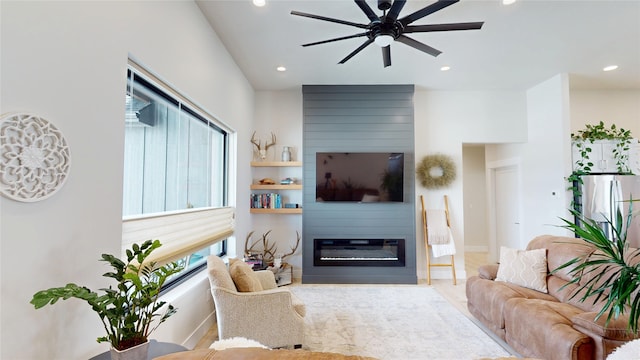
left=275, top=263, right=293, bottom=286
left=89, top=340, right=187, bottom=360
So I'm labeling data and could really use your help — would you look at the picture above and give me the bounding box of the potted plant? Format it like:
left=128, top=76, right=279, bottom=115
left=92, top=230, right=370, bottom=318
left=30, top=239, right=184, bottom=359
left=554, top=199, right=640, bottom=333
left=572, top=121, right=634, bottom=173
left=568, top=121, right=635, bottom=209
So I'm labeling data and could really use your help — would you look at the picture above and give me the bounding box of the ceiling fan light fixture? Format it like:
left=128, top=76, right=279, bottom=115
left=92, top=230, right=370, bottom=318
left=291, top=0, right=484, bottom=67
left=253, top=0, right=266, bottom=7
left=374, top=34, right=394, bottom=47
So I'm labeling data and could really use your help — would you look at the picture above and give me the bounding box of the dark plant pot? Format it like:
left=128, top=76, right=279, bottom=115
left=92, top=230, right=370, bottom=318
left=110, top=340, right=149, bottom=360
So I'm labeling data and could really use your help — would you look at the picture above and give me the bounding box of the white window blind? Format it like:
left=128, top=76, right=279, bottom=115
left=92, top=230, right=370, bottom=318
left=122, top=207, right=235, bottom=265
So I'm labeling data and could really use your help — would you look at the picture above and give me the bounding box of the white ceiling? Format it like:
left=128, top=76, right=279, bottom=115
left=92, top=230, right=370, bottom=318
left=196, top=0, right=640, bottom=92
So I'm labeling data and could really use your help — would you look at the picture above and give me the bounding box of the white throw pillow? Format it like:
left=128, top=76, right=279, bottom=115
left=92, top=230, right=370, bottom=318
left=495, top=246, right=548, bottom=293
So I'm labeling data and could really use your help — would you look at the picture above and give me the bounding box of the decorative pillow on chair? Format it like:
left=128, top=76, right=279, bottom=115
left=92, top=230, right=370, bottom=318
left=229, top=258, right=263, bottom=292
left=496, top=246, right=548, bottom=293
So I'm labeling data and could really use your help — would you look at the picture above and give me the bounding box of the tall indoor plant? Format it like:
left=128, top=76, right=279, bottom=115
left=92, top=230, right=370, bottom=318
left=555, top=200, right=640, bottom=333
left=31, top=239, right=183, bottom=357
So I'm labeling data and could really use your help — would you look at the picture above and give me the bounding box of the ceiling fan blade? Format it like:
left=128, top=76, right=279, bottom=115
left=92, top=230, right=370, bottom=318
left=291, top=10, right=369, bottom=29
left=355, top=0, right=379, bottom=22
left=404, top=22, right=484, bottom=33
left=339, top=38, right=375, bottom=64
left=386, top=0, right=406, bottom=23
left=396, top=35, right=442, bottom=57
left=399, top=0, right=459, bottom=26
left=382, top=45, right=391, bottom=67
left=302, top=32, right=369, bottom=47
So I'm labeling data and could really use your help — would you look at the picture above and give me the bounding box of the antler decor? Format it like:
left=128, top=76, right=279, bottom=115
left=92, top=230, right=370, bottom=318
left=244, top=230, right=301, bottom=266
left=281, top=231, right=301, bottom=263
left=250, top=131, right=276, bottom=160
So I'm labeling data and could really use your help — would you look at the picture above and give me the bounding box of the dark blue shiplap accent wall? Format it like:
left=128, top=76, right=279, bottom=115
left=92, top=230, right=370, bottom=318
left=302, top=85, right=417, bottom=284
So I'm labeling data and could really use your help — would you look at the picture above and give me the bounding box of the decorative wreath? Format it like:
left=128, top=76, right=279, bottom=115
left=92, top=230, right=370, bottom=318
left=417, top=154, right=456, bottom=189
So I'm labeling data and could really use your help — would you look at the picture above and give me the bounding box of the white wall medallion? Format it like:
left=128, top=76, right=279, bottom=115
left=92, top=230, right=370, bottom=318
left=0, top=113, right=71, bottom=202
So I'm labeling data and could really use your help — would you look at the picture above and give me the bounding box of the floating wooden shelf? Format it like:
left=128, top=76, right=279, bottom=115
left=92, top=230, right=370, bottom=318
left=251, top=161, right=302, bottom=167
left=250, top=208, right=302, bottom=214
left=250, top=184, right=302, bottom=190
left=250, top=161, right=302, bottom=215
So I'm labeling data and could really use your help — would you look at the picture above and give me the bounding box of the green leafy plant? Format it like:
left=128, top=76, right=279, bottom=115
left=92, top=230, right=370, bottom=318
left=571, top=121, right=634, bottom=175
left=572, top=121, right=633, bottom=142
left=568, top=121, right=635, bottom=209
left=30, top=240, right=184, bottom=350
left=554, top=200, right=640, bottom=333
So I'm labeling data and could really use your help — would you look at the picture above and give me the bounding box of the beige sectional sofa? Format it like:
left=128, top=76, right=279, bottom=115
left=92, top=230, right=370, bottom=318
left=466, top=235, right=639, bottom=360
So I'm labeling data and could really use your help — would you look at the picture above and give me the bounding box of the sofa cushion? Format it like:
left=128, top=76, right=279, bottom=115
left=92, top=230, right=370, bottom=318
left=496, top=246, right=548, bottom=293
left=466, top=275, right=557, bottom=338
left=207, top=255, right=237, bottom=292
left=527, top=235, right=594, bottom=282
left=572, top=312, right=639, bottom=341
left=504, top=298, right=594, bottom=360
left=478, top=263, right=499, bottom=280
left=229, top=258, right=263, bottom=292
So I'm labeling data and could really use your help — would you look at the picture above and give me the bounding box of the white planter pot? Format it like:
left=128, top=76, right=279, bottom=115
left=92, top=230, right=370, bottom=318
left=110, top=340, right=150, bottom=360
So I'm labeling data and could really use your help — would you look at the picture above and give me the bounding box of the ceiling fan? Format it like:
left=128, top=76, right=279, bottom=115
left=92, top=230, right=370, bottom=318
left=291, top=0, right=484, bottom=67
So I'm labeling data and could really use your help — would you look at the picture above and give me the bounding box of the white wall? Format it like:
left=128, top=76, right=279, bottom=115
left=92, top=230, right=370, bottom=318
left=484, top=83, right=640, bottom=259
left=414, top=90, right=527, bottom=279
left=522, top=74, right=574, bottom=240
left=570, top=90, right=640, bottom=136
left=462, top=145, right=488, bottom=251
left=250, top=90, right=304, bottom=277
left=0, top=1, right=255, bottom=359
left=485, top=74, right=573, bottom=257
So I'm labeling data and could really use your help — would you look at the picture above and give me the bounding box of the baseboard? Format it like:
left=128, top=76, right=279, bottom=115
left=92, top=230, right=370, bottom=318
left=417, top=268, right=467, bottom=281
left=182, top=311, right=216, bottom=349
left=464, top=245, right=488, bottom=252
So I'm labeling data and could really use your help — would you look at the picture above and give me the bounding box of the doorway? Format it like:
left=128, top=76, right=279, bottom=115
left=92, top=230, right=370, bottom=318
left=487, top=160, right=522, bottom=262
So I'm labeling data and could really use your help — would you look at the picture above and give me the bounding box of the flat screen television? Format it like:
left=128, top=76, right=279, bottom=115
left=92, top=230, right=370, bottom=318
left=315, top=152, right=404, bottom=202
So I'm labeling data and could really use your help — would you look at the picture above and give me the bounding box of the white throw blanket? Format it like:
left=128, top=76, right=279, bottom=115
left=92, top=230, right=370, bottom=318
left=430, top=230, right=456, bottom=257
left=426, top=209, right=456, bottom=257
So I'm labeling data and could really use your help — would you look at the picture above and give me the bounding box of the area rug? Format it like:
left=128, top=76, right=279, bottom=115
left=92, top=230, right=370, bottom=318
left=290, top=285, right=512, bottom=360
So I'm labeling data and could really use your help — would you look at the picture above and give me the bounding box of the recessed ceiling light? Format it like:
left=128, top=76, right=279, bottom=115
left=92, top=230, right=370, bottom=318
left=603, top=65, right=619, bottom=72
left=276, top=66, right=286, bottom=72
left=440, top=66, right=451, bottom=71
left=503, top=0, right=516, bottom=5
left=253, top=0, right=266, bottom=7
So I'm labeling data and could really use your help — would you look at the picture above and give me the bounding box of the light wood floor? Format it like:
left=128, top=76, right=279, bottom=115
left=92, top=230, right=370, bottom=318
left=194, top=252, right=492, bottom=350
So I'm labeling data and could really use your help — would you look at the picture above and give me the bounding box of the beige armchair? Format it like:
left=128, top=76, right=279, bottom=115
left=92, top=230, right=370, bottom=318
left=206, top=255, right=305, bottom=349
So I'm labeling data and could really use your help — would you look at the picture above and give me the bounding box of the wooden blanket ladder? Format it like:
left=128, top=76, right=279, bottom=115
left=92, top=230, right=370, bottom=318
left=420, top=194, right=457, bottom=285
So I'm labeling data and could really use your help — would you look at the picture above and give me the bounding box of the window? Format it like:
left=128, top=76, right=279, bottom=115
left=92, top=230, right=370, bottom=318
left=123, top=63, right=231, bottom=286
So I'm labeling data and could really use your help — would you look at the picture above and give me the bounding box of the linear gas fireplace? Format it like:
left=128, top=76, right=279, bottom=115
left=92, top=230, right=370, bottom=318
left=314, top=238, right=405, bottom=267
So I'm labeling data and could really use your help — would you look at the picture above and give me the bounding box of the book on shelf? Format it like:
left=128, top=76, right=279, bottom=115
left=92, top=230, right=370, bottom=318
left=250, top=193, right=284, bottom=209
